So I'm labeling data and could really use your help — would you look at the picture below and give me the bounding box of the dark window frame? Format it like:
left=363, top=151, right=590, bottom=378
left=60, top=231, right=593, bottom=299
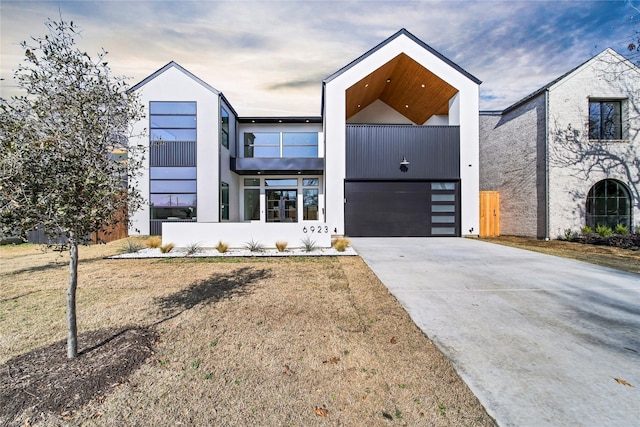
left=585, top=179, right=631, bottom=229
left=589, top=99, right=623, bottom=141
left=221, top=107, right=229, bottom=149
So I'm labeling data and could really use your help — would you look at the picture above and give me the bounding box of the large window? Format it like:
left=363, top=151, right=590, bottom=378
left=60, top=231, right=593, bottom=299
left=303, top=178, right=319, bottom=220
left=244, top=132, right=318, bottom=158
left=586, top=180, right=631, bottom=229
left=244, top=179, right=260, bottom=221
left=589, top=100, right=622, bottom=140
left=149, top=167, right=197, bottom=220
left=150, top=102, right=196, bottom=142
left=221, top=182, right=229, bottom=220
left=221, top=108, right=229, bottom=149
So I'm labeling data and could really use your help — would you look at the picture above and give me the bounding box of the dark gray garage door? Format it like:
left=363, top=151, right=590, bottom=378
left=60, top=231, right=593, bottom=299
left=344, top=181, right=460, bottom=237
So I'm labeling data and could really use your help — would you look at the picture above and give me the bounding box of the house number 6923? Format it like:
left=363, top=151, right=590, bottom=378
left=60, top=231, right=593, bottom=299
left=302, top=226, right=329, bottom=234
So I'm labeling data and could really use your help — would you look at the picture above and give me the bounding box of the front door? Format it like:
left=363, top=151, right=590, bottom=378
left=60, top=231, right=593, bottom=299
left=266, top=190, right=297, bottom=222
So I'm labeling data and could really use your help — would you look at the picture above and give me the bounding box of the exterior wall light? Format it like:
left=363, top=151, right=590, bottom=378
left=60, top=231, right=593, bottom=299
left=400, top=156, right=410, bottom=172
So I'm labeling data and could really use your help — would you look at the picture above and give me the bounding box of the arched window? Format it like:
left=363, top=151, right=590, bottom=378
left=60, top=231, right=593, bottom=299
left=585, top=180, right=631, bottom=229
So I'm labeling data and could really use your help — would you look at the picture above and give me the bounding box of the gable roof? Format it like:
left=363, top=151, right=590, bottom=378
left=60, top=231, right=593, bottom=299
left=130, top=61, right=220, bottom=94
left=500, top=48, right=638, bottom=115
left=324, top=28, right=481, bottom=85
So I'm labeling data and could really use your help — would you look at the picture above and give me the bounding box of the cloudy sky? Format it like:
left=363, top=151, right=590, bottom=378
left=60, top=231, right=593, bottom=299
left=1, top=0, right=638, bottom=116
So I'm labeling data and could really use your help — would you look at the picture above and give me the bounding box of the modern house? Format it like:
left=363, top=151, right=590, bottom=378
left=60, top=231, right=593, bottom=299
left=128, top=29, right=481, bottom=246
left=480, top=48, right=639, bottom=239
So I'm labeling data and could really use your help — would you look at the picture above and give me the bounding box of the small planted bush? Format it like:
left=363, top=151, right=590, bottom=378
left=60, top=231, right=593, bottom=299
left=145, top=236, right=162, bottom=248
left=119, top=239, right=144, bottom=254
left=595, top=225, right=612, bottom=238
left=332, top=237, right=350, bottom=252
left=614, top=224, right=628, bottom=235
left=561, top=229, right=578, bottom=241
left=300, top=236, right=317, bottom=252
left=275, top=241, right=288, bottom=252
left=160, top=242, right=174, bottom=253
left=580, top=225, right=593, bottom=236
left=245, top=238, right=264, bottom=252
left=184, top=241, right=203, bottom=256
left=216, top=241, right=229, bottom=253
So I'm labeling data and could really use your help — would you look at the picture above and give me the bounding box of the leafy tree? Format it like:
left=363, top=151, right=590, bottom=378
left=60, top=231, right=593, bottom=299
left=0, top=19, right=145, bottom=358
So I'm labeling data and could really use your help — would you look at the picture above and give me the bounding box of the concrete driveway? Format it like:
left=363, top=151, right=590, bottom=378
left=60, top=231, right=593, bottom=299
left=351, top=238, right=640, bottom=427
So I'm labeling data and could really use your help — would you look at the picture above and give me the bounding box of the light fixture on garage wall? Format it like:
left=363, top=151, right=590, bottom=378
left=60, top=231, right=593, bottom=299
left=400, top=156, right=410, bottom=173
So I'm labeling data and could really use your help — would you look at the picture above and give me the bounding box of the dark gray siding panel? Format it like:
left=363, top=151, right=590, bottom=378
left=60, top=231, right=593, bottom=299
left=346, top=125, right=459, bottom=180
left=231, top=157, right=324, bottom=175
left=150, top=141, right=197, bottom=166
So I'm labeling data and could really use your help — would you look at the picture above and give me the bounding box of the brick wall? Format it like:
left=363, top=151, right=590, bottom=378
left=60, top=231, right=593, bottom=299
left=479, top=94, right=547, bottom=237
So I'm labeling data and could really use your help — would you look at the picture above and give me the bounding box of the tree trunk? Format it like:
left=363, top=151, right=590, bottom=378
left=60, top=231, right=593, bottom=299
left=67, top=233, right=79, bottom=359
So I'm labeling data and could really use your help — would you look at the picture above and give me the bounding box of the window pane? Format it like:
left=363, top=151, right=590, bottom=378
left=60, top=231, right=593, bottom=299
left=432, top=216, right=455, bottom=223
left=432, top=227, right=456, bottom=235
left=282, top=132, right=318, bottom=146
left=221, top=108, right=229, bottom=149
left=283, top=145, right=318, bottom=157
left=151, top=206, right=197, bottom=220
left=150, top=180, right=196, bottom=193
left=303, top=178, right=319, bottom=186
left=303, top=189, right=319, bottom=220
left=432, top=194, right=455, bottom=202
left=244, top=133, right=279, bottom=158
left=244, top=189, right=260, bottom=220
left=150, top=193, right=197, bottom=207
left=431, top=182, right=455, bottom=190
left=250, top=146, right=280, bottom=157
left=589, top=102, right=601, bottom=140
left=244, top=178, right=260, bottom=186
left=265, top=179, right=298, bottom=187
left=150, top=115, right=196, bottom=129
left=151, top=129, right=197, bottom=141
left=221, top=182, right=229, bottom=220
left=150, top=101, right=196, bottom=115
left=150, top=167, right=197, bottom=180
left=432, top=205, right=455, bottom=213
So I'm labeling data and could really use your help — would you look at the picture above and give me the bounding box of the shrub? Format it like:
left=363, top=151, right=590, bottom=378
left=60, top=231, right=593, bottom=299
left=160, top=242, right=174, bottom=253
left=184, top=241, right=203, bottom=256
left=332, top=237, right=350, bottom=252
left=245, top=238, right=264, bottom=252
left=580, top=225, right=593, bottom=236
left=275, top=241, right=288, bottom=252
left=300, top=236, right=317, bottom=252
left=635, top=225, right=640, bottom=235
left=145, top=236, right=162, bottom=248
left=216, top=241, right=228, bottom=253
left=119, top=239, right=144, bottom=254
left=560, top=229, right=578, bottom=241
left=595, top=225, right=612, bottom=238
left=614, top=224, right=628, bottom=235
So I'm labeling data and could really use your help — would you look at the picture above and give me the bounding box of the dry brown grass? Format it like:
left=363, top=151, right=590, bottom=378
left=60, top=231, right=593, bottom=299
left=481, top=236, right=640, bottom=274
left=1, top=240, right=494, bottom=426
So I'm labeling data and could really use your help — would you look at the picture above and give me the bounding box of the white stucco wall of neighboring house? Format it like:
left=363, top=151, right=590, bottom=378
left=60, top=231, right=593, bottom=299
left=128, top=64, right=221, bottom=235
left=324, top=34, right=480, bottom=236
left=546, top=49, right=640, bottom=236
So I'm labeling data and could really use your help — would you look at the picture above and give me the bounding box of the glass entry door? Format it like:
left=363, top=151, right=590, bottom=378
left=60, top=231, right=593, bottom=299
left=266, top=190, right=297, bottom=222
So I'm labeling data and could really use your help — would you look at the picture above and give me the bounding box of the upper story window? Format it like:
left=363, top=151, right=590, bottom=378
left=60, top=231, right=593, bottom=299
left=243, top=132, right=318, bottom=158
left=221, top=108, right=229, bottom=149
left=150, top=101, right=196, bottom=142
left=589, top=100, right=622, bottom=140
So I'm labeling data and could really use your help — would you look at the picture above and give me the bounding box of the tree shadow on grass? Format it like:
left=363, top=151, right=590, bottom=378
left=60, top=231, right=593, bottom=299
left=154, top=266, right=273, bottom=323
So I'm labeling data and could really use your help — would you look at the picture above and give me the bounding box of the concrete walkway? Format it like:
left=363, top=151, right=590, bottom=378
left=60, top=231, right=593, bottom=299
left=351, top=238, right=640, bottom=427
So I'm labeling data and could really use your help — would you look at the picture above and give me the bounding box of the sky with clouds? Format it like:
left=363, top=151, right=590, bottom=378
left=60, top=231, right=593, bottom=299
left=1, top=0, right=639, bottom=116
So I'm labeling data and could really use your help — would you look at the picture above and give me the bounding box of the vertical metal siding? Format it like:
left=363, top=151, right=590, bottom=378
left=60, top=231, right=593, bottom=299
left=346, top=125, right=460, bottom=179
left=150, top=141, right=197, bottom=166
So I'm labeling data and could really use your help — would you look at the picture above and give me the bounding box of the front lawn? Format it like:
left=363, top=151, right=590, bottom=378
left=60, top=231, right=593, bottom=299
left=0, top=240, right=494, bottom=426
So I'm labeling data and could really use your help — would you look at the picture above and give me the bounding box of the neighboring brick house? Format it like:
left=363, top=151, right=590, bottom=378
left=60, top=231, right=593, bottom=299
left=480, top=48, right=640, bottom=238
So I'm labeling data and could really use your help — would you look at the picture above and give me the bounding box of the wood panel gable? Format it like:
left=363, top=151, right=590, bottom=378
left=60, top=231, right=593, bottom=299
left=345, top=53, right=458, bottom=124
